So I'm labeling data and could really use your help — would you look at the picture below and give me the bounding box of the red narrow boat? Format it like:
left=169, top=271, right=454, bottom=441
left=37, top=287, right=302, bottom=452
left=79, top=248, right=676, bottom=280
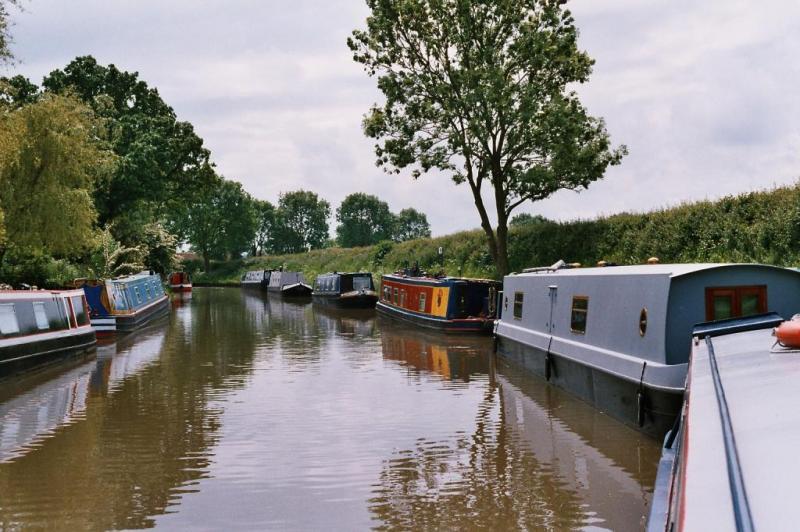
left=168, top=271, right=192, bottom=293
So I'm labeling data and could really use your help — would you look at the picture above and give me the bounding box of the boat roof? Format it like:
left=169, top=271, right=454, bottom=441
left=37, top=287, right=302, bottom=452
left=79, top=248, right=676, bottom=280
left=513, top=263, right=793, bottom=278
left=681, top=323, right=800, bottom=529
left=382, top=273, right=499, bottom=284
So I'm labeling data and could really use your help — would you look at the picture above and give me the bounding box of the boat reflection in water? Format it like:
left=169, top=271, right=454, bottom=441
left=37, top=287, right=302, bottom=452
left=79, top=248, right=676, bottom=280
left=314, top=306, right=376, bottom=338
left=379, top=318, right=491, bottom=382
left=0, top=328, right=167, bottom=464
left=371, top=325, right=658, bottom=530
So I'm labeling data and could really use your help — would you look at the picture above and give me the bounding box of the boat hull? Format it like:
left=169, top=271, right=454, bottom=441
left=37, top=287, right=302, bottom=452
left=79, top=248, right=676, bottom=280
left=497, top=335, right=684, bottom=438
left=90, top=295, right=170, bottom=336
left=376, top=301, right=494, bottom=334
left=270, top=284, right=312, bottom=298
left=0, top=327, right=96, bottom=375
left=313, top=292, right=378, bottom=309
left=169, top=284, right=192, bottom=293
left=241, top=281, right=268, bottom=291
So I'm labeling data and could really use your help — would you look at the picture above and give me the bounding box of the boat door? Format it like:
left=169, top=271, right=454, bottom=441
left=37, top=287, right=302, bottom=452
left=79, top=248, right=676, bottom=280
left=547, top=285, right=557, bottom=333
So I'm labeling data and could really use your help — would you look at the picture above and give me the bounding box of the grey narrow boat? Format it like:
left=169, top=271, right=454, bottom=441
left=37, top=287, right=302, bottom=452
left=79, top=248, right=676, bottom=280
left=648, top=312, right=799, bottom=531
left=494, top=262, right=800, bottom=438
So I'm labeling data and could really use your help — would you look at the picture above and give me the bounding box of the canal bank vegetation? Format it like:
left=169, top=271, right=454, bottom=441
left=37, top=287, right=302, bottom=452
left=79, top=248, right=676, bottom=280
left=194, top=184, right=800, bottom=284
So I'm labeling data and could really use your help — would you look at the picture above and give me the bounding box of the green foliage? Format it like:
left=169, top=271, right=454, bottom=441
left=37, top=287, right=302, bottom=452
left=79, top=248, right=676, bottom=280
left=253, top=199, right=277, bottom=255
left=177, top=178, right=257, bottom=271
left=87, top=227, right=144, bottom=279
left=42, top=56, right=216, bottom=231
left=370, top=239, right=395, bottom=268
left=509, top=213, right=549, bottom=227
left=273, top=190, right=331, bottom=253
left=0, top=248, right=82, bottom=289
left=139, top=222, right=178, bottom=275
left=349, top=0, right=625, bottom=274
left=0, top=92, right=115, bottom=257
left=336, top=192, right=394, bottom=247
left=394, top=208, right=431, bottom=242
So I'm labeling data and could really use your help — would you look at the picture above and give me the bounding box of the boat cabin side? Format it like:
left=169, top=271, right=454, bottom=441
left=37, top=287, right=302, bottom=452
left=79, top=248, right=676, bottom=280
left=241, top=270, right=270, bottom=283
left=269, top=271, right=306, bottom=289
left=0, top=289, right=91, bottom=340
left=314, top=273, right=375, bottom=295
left=379, top=275, right=500, bottom=320
left=81, top=273, right=165, bottom=317
left=498, top=264, right=800, bottom=367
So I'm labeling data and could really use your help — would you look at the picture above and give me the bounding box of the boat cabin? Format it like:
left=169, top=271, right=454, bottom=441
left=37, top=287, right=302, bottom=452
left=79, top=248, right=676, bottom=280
left=268, top=271, right=312, bottom=297
left=312, top=272, right=378, bottom=308
left=168, top=271, right=192, bottom=292
left=241, top=270, right=272, bottom=289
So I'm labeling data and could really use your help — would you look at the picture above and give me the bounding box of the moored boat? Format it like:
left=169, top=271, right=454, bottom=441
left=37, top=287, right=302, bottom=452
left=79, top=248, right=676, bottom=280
left=376, top=272, right=500, bottom=333
left=268, top=271, right=312, bottom=298
left=168, top=271, right=192, bottom=292
left=77, top=271, right=169, bottom=336
left=0, top=289, right=96, bottom=373
left=240, top=269, right=272, bottom=290
left=495, top=261, right=800, bottom=438
left=647, top=312, right=798, bottom=531
left=312, top=272, right=378, bottom=308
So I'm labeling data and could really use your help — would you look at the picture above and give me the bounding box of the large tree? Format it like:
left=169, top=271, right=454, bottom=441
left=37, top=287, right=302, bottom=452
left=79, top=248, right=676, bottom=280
left=180, top=178, right=256, bottom=271
left=336, top=192, right=395, bottom=247
left=0, top=1, right=20, bottom=64
left=253, top=199, right=277, bottom=255
left=42, top=56, right=216, bottom=237
left=394, top=207, right=431, bottom=242
left=349, top=0, right=626, bottom=275
left=274, top=190, right=330, bottom=253
left=0, top=93, right=115, bottom=259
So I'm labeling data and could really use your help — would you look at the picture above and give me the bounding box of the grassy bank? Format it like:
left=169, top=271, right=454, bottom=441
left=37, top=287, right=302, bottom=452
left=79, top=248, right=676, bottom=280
left=194, top=184, right=800, bottom=285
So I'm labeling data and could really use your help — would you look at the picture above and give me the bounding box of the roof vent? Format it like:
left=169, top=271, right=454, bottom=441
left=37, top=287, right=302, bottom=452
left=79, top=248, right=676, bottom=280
left=647, top=257, right=660, bottom=264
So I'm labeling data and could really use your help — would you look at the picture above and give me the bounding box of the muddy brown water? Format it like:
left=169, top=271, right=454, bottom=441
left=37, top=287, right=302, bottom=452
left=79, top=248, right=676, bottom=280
left=0, top=288, right=660, bottom=530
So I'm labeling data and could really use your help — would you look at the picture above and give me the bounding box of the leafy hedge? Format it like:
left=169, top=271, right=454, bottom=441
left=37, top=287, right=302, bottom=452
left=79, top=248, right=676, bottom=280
left=195, top=184, right=800, bottom=284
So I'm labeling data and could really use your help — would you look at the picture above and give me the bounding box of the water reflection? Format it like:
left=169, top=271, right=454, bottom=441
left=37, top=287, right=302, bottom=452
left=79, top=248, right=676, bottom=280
left=0, top=288, right=659, bottom=530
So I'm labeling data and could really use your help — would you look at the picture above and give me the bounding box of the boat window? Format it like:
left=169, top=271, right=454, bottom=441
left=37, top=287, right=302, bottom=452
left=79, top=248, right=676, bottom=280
left=513, top=292, right=523, bottom=320
left=705, top=286, right=767, bottom=321
left=419, top=292, right=426, bottom=312
left=639, top=308, right=648, bottom=337
left=71, top=296, right=90, bottom=326
left=570, top=296, right=589, bottom=334
left=33, top=302, right=50, bottom=330
left=400, top=290, right=406, bottom=307
left=0, top=304, right=20, bottom=335
left=393, top=288, right=399, bottom=305
left=134, top=287, right=142, bottom=304
left=145, top=284, right=152, bottom=299
left=353, top=276, right=370, bottom=291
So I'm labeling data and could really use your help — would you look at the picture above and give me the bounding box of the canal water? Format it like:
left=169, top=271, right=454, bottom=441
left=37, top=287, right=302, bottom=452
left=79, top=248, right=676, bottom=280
left=0, top=288, right=660, bottom=530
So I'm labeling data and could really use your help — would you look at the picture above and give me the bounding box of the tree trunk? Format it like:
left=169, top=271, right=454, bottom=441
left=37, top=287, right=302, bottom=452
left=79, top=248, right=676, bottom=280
left=203, top=252, right=210, bottom=273
left=495, top=221, right=510, bottom=277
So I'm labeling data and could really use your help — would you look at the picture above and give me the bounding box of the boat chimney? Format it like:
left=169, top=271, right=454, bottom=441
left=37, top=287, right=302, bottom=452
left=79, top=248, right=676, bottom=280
left=647, top=257, right=660, bottom=264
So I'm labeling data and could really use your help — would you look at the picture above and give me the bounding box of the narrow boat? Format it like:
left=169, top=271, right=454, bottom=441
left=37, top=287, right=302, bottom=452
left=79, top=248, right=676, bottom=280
left=647, top=312, right=797, bottom=531
left=240, top=269, right=272, bottom=290
left=495, top=261, right=800, bottom=437
left=312, top=272, right=378, bottom=308
left=77, top=271, right=169, bottom=336
left=0, top=289, right=96, bottom=373
left=376, top=272, right=501, bottom=333
left=168, top=271, right=192, bottom=292
left=268, top=271, right=312, bottom=298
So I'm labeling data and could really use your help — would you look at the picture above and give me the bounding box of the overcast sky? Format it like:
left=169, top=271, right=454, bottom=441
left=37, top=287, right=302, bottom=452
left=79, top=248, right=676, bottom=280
left=5, top=0, right=800, bottom=235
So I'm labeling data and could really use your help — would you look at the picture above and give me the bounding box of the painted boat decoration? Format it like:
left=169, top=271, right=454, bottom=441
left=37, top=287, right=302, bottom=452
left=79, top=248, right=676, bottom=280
left=168, top=271, right=192, bottom=292
left=312, top=272, right=378, bottom=308
left=241, top=269, right=272, bottom=290
left=495, top=261, right=800, bottom=437
left=268, top=271, right=312, bottom=298
left=647, top=312, right=796, bottom=531
left=0, top=289, right=96, bottom=373
left=376, top=273, right=501, bottom=333
left=77, top=272, right=169, bottom=336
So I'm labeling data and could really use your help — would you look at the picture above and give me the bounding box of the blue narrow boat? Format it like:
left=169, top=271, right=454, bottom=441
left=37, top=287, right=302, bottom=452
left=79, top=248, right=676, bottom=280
left=0, top=288, right=96, bottom=373
left=77, top=272, right=169, bottom=336
left=241, top=270, right=272, bottom=290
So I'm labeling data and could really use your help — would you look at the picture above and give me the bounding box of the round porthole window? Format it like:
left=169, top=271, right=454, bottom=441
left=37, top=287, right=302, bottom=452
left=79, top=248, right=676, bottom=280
left=639, top=308, right=648, bottom=337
